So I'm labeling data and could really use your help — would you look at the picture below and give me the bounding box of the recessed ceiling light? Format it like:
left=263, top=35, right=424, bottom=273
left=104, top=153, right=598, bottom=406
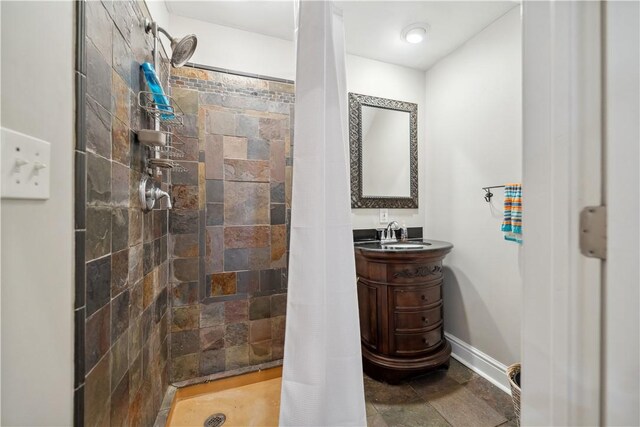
left=401, top=23, right=430, bottom=44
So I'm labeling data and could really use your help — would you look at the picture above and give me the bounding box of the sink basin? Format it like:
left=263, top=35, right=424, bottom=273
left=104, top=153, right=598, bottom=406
left=354, top=239, right=452, bottom=253
left=383, top=243, right=432, bottom=250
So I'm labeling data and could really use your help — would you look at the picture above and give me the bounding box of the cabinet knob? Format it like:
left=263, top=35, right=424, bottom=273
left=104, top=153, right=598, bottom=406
left=421, top=295, right=426, bottom=301
left=422, top=338, right=429, bottom=345
left=422, top=317, right=428, bottom=323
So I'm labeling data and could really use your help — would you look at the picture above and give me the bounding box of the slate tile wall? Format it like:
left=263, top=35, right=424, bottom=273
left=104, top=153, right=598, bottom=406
left=75, top=1, right=171, bottom=425
left=167, top=67, right=294, bottom=381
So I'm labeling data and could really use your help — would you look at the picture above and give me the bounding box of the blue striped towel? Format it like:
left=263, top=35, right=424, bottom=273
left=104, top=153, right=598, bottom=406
left=501, top=184, right=522, bottom=244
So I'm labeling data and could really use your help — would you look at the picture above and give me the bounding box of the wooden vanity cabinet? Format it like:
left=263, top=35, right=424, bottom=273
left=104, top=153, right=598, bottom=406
left=355, top=244, right=452, bottom=384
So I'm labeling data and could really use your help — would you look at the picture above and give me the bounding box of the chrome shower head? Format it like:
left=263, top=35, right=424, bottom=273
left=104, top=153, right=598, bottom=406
left=169, top=34, right=198, bottom=68
left=145, top=20, right=198, bottom=68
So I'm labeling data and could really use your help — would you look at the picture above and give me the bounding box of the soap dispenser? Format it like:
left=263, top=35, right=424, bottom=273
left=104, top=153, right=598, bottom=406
left=401, top=223, right=408, bottom=241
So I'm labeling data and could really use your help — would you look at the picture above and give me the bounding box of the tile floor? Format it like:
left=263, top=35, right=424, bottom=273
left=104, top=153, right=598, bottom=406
left=168, top=359, right=517, bottom=427
left=365, top=359, right=517, bottom=427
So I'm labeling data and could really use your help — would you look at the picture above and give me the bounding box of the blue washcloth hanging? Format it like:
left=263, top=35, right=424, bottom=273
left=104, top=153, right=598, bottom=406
left=501, top=184, right=522, bottom=244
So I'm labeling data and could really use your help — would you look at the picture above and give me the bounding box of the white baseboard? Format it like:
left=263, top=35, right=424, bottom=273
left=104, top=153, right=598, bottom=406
left=445, top=332, right=512, bottom=395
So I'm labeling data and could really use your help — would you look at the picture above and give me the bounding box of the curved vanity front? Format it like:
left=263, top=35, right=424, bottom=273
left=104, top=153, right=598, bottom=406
left=354, top=239, right=453, bottom=383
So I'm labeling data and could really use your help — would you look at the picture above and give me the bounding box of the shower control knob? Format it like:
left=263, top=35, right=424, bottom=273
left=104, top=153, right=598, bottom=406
left=139, top=174, right=173, bottom=211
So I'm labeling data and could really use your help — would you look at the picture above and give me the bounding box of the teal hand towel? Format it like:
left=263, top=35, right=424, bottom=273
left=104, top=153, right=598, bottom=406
left=501, top=184, right=522, bottom=244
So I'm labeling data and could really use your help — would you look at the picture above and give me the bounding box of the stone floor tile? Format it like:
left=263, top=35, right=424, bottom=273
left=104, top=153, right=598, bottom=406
left=366, top=401, right=379, bottom=418
left=464, top=377, right=516, bottom=422
left=496, top=418, right=518, bottom=427
left=428, top=386, right=507, bottom=427
left=409, top=370, right=462, bottom=400
left=367, top=413, right=389, bottom=427
left=447, top=358, right=479, bottom=384
left=363, top=375, right=422, bottom=412
left=378, top=401, right=451, bottom=427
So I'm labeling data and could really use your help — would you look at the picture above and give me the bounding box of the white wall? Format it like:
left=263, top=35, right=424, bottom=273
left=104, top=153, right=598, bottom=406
left=169, top=14, right=296, bottom=81
left=0, top=1, right=74, bottom=425
left=146, top=0, right=170, bottom=31
left=346, top=55, right=425, bottom=230
left=166, top=14, right=426, bottom=230
left=424, top=7, right=522, bottom=367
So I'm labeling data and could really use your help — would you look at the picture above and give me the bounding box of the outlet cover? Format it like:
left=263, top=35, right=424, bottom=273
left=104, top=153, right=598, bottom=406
left=379, top=209, right=389, bottom=223
left=1, top=127, right=51, bottom=200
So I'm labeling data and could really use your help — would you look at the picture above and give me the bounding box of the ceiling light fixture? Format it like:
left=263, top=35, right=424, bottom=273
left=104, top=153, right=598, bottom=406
left=401, top=23, right=430, bottom=44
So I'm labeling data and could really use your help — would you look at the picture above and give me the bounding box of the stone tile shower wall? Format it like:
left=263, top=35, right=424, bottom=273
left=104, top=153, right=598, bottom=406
left=75, top=1, right=171, bottom=425
left=168, top=68, right=294, bottom=381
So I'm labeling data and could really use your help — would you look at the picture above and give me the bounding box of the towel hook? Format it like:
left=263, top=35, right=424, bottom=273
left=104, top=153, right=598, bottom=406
left=482, top=185, right=506, bottom=203
left=484, top=188, right=493, bottom=203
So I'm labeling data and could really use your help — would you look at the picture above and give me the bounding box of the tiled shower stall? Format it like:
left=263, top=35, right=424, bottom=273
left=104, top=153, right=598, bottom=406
left=74, top=1, right=293, bottom=425
left=167, top=68, right=293, bottom=381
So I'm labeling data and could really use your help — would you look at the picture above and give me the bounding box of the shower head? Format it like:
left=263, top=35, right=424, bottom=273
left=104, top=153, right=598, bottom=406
left=145, top=20, right=198, bottom=68
left=169, top=34, right=198, bottom=68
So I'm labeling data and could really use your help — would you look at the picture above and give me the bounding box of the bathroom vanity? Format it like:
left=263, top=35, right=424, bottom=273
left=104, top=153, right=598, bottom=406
left=354, top=239, right=453, bottom=383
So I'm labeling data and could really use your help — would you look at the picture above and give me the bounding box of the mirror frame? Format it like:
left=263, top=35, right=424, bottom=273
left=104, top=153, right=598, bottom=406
left=349, top=92, right=418, bottom=208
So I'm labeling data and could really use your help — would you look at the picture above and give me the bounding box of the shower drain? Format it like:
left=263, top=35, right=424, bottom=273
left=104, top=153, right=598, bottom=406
left=204, top=413, right=226, bottom=427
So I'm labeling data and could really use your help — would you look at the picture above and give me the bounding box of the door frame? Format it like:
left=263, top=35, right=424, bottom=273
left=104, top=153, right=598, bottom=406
left=521, top=2, right=603, bottom=425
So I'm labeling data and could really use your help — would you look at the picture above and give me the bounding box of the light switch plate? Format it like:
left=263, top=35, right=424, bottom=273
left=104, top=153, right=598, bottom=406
left=1, top=127, right=51, bottom=200
left=379, top=209, right=389, bottom=223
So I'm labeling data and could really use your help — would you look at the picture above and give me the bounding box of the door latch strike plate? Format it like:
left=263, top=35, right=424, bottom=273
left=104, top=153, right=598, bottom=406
left=579, top=205, right=606, bottom=260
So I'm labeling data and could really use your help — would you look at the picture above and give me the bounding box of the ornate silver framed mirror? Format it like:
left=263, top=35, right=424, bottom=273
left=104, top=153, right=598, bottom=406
left=349, top=93, right=418, bottom=208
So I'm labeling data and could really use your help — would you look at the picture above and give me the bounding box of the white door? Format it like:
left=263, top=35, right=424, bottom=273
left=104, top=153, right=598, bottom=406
left=602, top=1, right=640, bottom=425
left=522, top=1, right=639, bottom=425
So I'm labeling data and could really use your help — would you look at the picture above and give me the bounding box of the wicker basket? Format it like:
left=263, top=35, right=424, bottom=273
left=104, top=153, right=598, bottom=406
left=507, top=363, right=521, bottom=426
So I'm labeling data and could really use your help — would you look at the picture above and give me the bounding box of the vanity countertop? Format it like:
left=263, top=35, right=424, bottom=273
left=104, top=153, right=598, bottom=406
left=354, top=238, right=453, bottom=253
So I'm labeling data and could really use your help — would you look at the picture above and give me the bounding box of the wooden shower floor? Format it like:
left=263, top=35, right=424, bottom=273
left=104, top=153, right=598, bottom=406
left=168, top=368, right=282, bottom=427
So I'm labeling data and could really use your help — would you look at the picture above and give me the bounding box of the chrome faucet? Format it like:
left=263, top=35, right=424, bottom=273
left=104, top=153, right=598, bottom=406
left=383, top=221, right=399, bottom=243
left=151, top=187, right=172, bottom=209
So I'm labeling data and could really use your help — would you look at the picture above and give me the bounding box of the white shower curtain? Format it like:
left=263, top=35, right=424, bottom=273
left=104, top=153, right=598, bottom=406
left=279, top=1, right=367, bottom=426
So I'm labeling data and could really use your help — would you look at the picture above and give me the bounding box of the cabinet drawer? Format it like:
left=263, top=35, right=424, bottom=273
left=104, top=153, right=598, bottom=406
left=392, top=285, right=441, bottom=310
left=388, top=262, right=443, bottom=284
left=394, top=305, right=442, bottom=332
left=393, top=326, right=443, bottom=355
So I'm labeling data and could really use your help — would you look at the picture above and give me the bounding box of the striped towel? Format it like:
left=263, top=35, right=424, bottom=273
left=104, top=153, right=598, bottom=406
left=501, top=184, right=522, bottom=244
